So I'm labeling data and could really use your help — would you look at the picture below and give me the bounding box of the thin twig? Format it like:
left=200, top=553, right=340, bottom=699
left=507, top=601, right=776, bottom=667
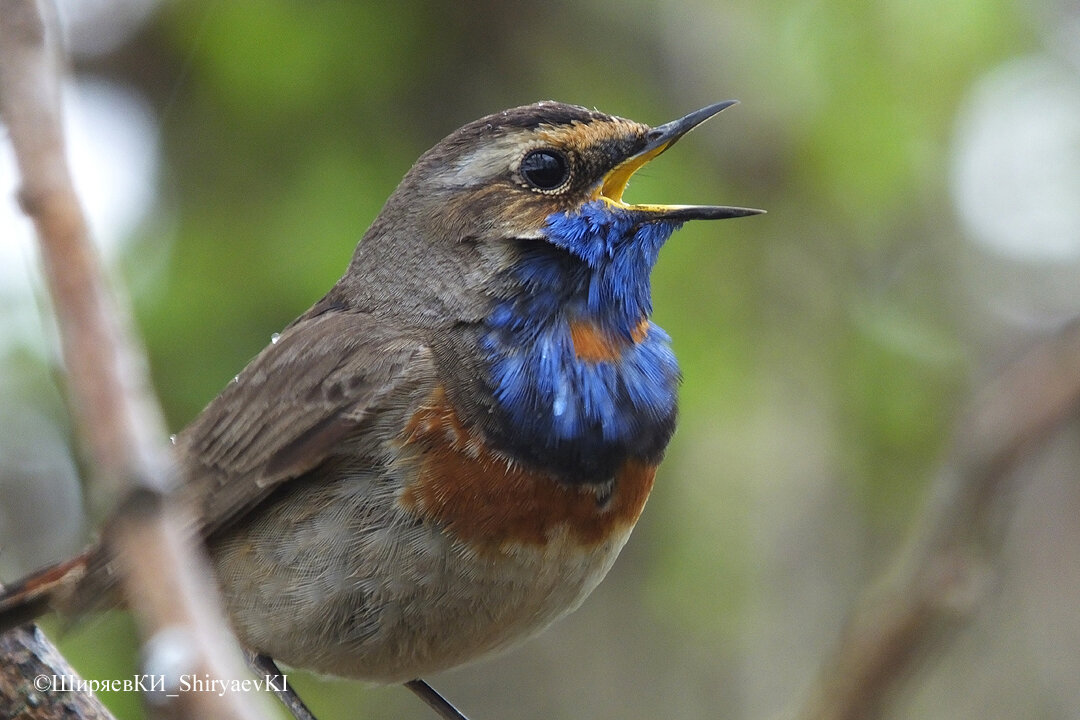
left=795, top=320, right=1080, bottom=720
left=246, top=652, right=319, bottom=720
left=0, top=1, right=268, bottom=718
left=406, top=679, right=473, bottom=720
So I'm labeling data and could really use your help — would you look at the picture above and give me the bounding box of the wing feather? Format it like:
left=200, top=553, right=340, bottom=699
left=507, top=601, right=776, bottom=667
left=175, top=311, right=434, bottom=538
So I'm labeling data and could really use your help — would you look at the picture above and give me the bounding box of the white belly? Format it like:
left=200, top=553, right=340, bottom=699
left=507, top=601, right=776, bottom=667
left=210, top=471, right=635, bottom=682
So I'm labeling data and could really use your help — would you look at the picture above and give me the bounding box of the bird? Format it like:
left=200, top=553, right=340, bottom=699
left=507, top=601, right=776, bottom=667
left=0, top=100, right=761, bottom=719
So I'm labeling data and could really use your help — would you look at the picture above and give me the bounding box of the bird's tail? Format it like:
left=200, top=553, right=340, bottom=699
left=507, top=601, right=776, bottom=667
left=0, top=551, right=91, bottom=632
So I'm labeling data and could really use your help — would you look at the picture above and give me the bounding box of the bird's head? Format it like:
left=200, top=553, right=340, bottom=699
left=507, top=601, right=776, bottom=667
left=384, top=100, right=761, bottom=244
left=343, top=101, right=761, bottom=332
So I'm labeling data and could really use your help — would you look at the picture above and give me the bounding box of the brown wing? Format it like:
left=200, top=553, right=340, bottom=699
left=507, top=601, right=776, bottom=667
left=175, top=310, right=435, bottom=539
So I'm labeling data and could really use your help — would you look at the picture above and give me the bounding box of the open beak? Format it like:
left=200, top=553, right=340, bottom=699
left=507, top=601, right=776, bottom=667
left=595, top=100, right=764, bottom=222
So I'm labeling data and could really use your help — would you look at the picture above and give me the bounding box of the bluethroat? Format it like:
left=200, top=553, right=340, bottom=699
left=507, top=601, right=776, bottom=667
left=0, top=101, right=761, bottom=719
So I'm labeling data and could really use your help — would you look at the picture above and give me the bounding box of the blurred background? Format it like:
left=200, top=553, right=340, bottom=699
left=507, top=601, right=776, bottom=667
left=2, top=1, right=1080, bottom=718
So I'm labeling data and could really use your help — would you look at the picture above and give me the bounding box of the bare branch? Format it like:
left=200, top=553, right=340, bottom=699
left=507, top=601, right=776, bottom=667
left=0, top=624, right=117, bottom=720
left=795, top=320, right=1080, bottom=720
left=1, top=0, right=164, bottom=500
left=0, top=1, right=269, bottom=717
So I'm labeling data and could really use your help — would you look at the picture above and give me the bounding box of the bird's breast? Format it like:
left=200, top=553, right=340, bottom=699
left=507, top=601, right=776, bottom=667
left=479, top=309, right=680, bottom=481
left=398, top=384, right=656, bottom=552
left=470, top=214, right=683, bottom=480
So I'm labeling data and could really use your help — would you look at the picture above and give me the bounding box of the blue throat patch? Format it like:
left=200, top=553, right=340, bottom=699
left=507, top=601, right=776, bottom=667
left=482, top=200, right=683, bottom=481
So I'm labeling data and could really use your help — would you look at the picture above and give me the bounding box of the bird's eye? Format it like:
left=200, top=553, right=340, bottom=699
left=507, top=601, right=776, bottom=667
left=520, top=149, right=570, bottom=191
